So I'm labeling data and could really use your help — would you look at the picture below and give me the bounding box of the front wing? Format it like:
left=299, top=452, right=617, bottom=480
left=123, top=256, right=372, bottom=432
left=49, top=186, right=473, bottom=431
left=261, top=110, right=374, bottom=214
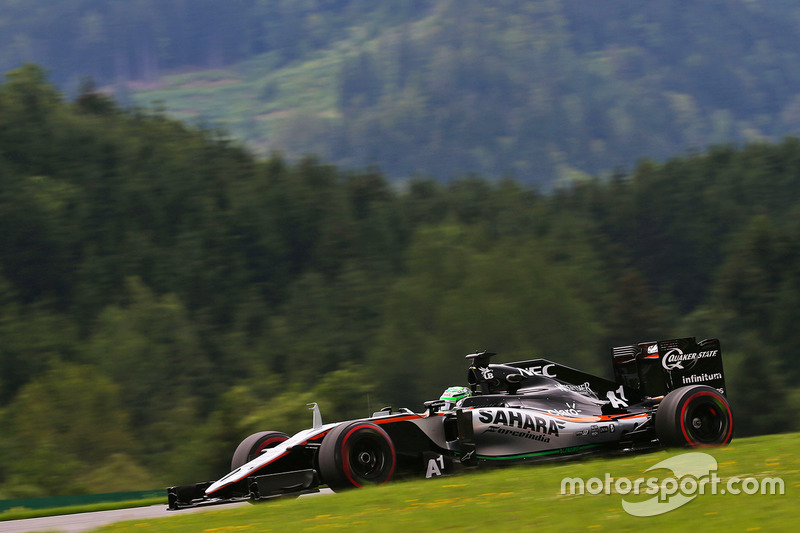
left=168, top=469, right=320, bottom=510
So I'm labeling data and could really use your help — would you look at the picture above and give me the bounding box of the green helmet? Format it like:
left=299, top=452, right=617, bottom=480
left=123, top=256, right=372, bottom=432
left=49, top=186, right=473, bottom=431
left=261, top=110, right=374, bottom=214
left=439, top=386, right=471, bottom=409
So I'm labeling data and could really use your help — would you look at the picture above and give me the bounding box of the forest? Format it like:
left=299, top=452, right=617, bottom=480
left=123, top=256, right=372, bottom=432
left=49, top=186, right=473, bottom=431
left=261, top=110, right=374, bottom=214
left=4, top=1, right=800, bottom=184
left=0, top=65, right=798, bottom=497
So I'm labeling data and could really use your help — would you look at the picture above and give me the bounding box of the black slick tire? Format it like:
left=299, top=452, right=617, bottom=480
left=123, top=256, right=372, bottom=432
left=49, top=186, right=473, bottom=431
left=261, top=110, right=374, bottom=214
left=318, top=421, right=396, bottom=491
left=231, top=431, right=290, bottom=471
left=655, top=385, right=733, bottom=447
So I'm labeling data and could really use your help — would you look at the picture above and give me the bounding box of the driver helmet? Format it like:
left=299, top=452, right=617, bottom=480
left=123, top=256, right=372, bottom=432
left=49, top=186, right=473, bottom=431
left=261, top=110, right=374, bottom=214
left=439, top=386, right=472, bottom=410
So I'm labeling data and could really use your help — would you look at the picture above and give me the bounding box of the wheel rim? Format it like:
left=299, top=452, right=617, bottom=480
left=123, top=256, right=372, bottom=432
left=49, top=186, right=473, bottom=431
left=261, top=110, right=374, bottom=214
left=682, top=394, right=730, bottom=445
left=347, top=435, right=388, bottom=481
left=337, top=424, right=396, bottom=487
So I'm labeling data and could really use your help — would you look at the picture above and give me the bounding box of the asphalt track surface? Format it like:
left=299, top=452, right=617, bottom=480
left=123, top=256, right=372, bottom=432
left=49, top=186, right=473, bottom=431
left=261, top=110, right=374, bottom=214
left=0, top=490, right=333, bottom=533
left=0, top=502, right=246, bottom=533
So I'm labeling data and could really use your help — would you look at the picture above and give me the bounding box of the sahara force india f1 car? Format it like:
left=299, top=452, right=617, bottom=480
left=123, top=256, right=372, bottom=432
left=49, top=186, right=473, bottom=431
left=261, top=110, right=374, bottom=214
left=167, top=336, right=733, bottom=509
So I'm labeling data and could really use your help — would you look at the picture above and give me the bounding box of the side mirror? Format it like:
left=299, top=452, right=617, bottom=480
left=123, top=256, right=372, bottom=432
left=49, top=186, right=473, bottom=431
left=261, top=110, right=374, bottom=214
left=424, top=399, right=446, bottom=415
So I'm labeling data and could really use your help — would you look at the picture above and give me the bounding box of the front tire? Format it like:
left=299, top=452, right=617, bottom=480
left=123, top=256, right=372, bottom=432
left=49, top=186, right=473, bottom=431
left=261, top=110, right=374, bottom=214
left=656, top=385, right=733, bottom=447
left=318, top=421, right=396, bottom=491
left=231, top=431, right=290, bottom=471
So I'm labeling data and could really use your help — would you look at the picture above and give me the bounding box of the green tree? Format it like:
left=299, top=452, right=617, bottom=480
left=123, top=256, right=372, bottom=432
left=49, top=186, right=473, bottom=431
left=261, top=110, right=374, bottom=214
left=82, top=277, right=214, bottom=464
left=368, top=223, right=603, bottom=407
left=0, top=272, right=77, bottom=404
left=603, top=269, right=668, bottom=349
left=0, top=361, right=149, bottom=496
left=725, top=339, right=795, bottom=437
left=712, top=216, right=788, bottom=337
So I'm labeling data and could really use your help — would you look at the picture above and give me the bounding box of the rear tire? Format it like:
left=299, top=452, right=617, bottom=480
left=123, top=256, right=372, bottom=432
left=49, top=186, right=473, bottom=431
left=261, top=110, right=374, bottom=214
left=231, top=431, right=290, bottom=471
left=318, top=421, right=396, bottom=491
left=656, top=385, right=733, bottom=447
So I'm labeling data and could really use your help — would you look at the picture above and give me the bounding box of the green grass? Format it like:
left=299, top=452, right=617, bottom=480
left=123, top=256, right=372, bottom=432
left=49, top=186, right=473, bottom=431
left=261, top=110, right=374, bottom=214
left=127, top=25, right=405, bottom=160
left=128, top=46, right=348, bottom=157
left=95, top=433, right=798, bottom=532
left=0, top=497, right=165, bottom=522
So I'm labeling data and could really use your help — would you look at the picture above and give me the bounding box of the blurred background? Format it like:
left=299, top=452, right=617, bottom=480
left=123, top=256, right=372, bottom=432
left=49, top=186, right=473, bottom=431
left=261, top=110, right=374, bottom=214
left=0, top=0, right=799, bottom=498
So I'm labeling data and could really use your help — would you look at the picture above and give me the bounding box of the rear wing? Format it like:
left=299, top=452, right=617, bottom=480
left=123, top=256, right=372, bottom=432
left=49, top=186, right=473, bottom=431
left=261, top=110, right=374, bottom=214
left=611, top=337, right=726, bottom=397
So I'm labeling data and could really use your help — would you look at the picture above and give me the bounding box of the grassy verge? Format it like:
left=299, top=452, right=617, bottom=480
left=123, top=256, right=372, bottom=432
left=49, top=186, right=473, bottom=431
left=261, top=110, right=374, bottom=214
left=0, top=497, right=165, bottom=522
left=94, top=432, right=797, bottom=532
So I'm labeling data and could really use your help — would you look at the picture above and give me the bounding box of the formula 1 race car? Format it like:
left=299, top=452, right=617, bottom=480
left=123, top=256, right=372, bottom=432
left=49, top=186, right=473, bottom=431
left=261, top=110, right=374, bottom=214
left=167, top=337, right=733, bottom=510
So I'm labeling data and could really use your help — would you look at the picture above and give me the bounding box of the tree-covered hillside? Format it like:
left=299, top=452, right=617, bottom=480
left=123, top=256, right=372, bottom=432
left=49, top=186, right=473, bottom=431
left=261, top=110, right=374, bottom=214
left=3, top=1, right=800, bottom=185
left=0, top=66, right=798, bottom=497
left=0, top=0, right=425, bottom=83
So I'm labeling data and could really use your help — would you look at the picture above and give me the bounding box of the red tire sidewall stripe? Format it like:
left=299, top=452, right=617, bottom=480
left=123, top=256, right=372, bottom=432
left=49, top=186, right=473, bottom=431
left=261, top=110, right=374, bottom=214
left=679, top=391, right=733, bottom=447
left=340, top=424, right=396, bottom=488
left=254, top=436, right=287, bottom=455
